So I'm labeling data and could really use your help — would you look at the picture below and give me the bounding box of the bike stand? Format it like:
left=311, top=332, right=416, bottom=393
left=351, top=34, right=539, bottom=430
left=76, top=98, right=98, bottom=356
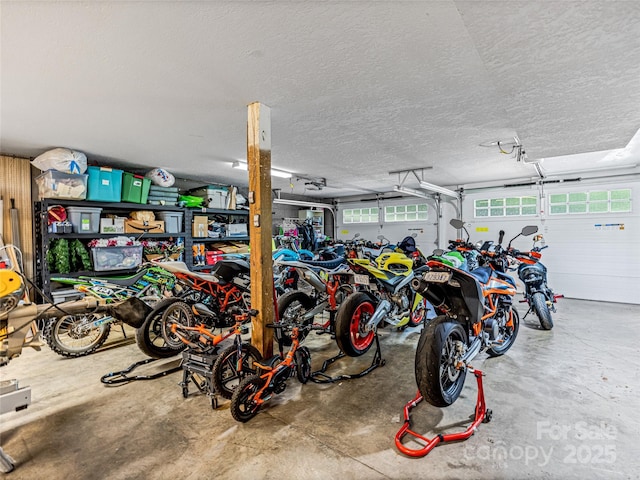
left=100, top=358, right=182, bottom=385
left=395, top=367, right=492, bottom=457
left=179, top=349, right=219, bottom=409
left=310, top=333, right=385, bottom=384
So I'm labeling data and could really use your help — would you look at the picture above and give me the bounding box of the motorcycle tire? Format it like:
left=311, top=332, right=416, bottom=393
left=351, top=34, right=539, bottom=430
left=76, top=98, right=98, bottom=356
left=408, top=297, right=428, bottom=328
left=295, top=346, right=312, bottom=384
left=135, top=298, right=186, bottom=358
left=230, top=374, right=265, bottom=423
left=531, top=292, right=553, bottom=330
left=212, top=342, right=263, bottom=399
left=276, top=290, right=316, bottom=346
left=43, top=314, right=111, bottom=358
left=414, top=315, right=467, bottom=407
left=487, top=308, right=520, bottom=357
left=160, top=301, right=195, bottom=349
left=335, top=292, right=375, bottom=357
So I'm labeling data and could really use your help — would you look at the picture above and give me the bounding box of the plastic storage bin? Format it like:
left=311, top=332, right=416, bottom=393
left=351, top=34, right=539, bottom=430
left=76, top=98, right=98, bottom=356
left=121, top=172, right=151, bottom=204
left=91, top=245, right=143, bottom=271
left=36, top=170, right=88, bottom=200
left=156, top=212, right=184, bottom=234
left=87, top=167, right=123, bottom=202
left=66, top=207, right=103, bottom=234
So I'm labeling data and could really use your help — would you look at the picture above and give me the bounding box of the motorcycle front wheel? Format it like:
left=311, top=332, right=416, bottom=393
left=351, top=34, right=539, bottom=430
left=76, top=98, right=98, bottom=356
left=487, top=308, right=520, bottom=357
left=335, top=292, right=375, bottom=357
left=43, top=314, right=111, bottom=358
left=414, top=315, right=467, bottom=407
left=230, top=374, right=265, bottom=423
left=531, top=292, right=553, bottom=330
left=136, top=298, right=186, bottom=358
left=212, top=343, right=263, bottom=399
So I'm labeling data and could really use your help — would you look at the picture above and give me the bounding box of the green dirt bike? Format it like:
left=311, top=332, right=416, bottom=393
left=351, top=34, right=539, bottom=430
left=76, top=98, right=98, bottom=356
left=44, top=264, right=176, bottom=357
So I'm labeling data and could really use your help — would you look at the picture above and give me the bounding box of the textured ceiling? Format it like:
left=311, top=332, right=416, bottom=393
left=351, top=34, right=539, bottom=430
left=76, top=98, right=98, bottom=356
left=1, top=1, right=639, bottom=198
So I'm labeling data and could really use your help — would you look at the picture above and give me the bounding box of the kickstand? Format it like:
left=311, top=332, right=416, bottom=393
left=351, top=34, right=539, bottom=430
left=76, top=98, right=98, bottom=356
left=395, top=368, right=492, bottom=457
left=310, top=333, right=385, bottom=384
left=100, top=358, right=182, bottom=385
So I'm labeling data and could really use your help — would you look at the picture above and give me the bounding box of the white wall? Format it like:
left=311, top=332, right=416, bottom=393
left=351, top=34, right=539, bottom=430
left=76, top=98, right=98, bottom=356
left=455, top=177, right=640, bottom=304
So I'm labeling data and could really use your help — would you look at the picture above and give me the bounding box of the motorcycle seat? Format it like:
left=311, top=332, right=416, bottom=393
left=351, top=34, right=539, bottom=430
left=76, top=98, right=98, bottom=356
left=494, top=270, right=517, bottom=288
left=298, top=257, right=346, bottom=270
left=469, top=266, right=492, bottom=284
left=382, top=275, right=406, bottom=287
left=100, top=270, right=148, bottom=287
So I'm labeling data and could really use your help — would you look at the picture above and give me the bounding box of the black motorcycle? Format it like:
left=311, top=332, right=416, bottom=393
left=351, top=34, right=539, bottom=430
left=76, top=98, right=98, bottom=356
left=511, top=237, right=557, bottom=330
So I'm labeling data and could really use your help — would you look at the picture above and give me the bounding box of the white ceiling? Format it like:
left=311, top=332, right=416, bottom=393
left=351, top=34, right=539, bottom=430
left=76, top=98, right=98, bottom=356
left=2, top=1, right=639, bottom=198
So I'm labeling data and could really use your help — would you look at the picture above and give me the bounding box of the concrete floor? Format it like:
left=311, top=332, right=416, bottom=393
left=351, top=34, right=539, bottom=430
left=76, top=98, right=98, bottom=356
left=1, top=298, right=639, bottom=480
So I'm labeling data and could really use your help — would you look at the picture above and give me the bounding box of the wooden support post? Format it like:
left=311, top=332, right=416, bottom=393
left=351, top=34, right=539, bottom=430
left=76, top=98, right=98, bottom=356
left=247, top=102, right=274, bottom=359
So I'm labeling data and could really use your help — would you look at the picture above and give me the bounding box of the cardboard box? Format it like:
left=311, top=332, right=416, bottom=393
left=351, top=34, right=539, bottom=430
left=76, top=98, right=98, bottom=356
left=192, top=215, right=209, bottom=237
left=124, top=220, right=165, bottom=234
left=100, top=217, right=126, bottom=234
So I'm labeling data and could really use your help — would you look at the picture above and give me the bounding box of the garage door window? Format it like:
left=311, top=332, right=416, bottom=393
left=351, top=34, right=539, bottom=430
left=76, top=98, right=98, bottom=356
left=385, top=204, right=428, bottom=222
left=343, top=207, right=379, bottom=224
left=474, top=196, right=537, bottom=217
left=548, top=189, right=631, bottom=215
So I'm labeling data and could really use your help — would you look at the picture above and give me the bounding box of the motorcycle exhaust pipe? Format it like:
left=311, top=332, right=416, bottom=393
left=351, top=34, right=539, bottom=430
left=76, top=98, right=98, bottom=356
left=411, top=277, right=447, bottom=309
left=301, top=269, right=327, bottom=293
left=364, top=299, right=392, bottom=331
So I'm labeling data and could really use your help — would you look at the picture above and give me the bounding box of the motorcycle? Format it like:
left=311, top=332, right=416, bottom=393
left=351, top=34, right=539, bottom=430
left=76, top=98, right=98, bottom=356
left=334, top=250, right=427, bottom=357
left=411, top=220, right=538, bottom=407
left=275, top=256, right=355, bottom=344
left=135, top=259, right=252, bottom=358
left=44, top=264, right=177, bottom=357
left=510, top=234, right=558, bottom=330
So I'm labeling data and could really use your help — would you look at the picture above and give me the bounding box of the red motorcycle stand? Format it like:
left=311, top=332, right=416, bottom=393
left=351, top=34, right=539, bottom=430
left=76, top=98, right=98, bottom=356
left=395, top=367, right=491, bottom=458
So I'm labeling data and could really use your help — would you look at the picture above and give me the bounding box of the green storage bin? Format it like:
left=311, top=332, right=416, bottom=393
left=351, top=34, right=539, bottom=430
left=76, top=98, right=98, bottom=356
left=121, top=172, right=151, bottom=204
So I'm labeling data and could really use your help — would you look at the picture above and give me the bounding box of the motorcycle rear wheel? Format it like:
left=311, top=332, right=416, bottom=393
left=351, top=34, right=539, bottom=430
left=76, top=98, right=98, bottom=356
left=487, top=308, right=520, bottom=357
left=335, top=292, right=375, bottom=357
left=230, top=374, right=265, bottom=423
left=276, top=290, right=316, bottom=346
left=531, top=292, right=553, bottom=330
left=414, top=315, right=467, bottom=407
left=212, top=343, right=263, bottom=399
left=44, top=314, right=111, bottom=358
left=135, top=298, right=186, bottom=358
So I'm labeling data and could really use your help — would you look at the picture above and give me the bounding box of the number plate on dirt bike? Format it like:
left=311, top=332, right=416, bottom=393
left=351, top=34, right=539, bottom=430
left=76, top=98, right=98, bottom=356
left=423, top=271, right=452, bottom=283
left=353, top=274, right=370, bottom=285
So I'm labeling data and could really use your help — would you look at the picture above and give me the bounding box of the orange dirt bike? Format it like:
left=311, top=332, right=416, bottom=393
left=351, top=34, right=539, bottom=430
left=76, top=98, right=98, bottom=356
left=135, top=259, right=252, bottom=358
left=168, top=309, right=263, bottom=404
left=411, top=220, right=538, bottom=407
left=230, top=323, right=312, bottom=422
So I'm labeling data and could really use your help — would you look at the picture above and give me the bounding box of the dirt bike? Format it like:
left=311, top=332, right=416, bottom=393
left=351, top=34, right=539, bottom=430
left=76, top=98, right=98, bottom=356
left=169, top=308, right=263, bottom=403
left=135, top=259, right=251, bottom=358
left=275, top=256, right=355, bottom=344
left=411, top=220, right=538, bottom=407
left=334, top=250, right=427, bottom=357
left=44, top=264, right=176, bottom=357
left=509, top=235, right=559, bottom=330
left=230, top=323, right=312, bottom=422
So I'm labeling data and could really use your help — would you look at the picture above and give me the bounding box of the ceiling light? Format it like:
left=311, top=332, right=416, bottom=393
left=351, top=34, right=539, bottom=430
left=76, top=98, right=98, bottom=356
left=231, top=161, right=292, bottom=179
left=418, top=181, right=458, bottom=198
left=393, top=185, right=431, bottom=199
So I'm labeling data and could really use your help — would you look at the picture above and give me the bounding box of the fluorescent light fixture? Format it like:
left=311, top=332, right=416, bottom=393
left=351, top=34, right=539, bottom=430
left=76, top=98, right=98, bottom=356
left=393, top=185, right=432, bottom=199
left=418, top=181, right=458, bottom=198
left=273, top=198, right=333, bottom=209
left=232, top=161, right=292, bottom=179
